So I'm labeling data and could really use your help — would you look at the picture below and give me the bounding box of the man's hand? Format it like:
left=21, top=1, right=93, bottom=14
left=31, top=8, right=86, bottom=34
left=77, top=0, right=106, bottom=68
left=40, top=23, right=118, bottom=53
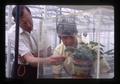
left=46, top=56, right=66, bottom=65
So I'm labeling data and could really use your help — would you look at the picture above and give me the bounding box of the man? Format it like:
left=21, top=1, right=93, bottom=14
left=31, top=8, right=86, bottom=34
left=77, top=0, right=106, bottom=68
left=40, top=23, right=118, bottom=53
left=52, top=18, right=111, bottom=78
left=7, top=5, right=65, bottom=79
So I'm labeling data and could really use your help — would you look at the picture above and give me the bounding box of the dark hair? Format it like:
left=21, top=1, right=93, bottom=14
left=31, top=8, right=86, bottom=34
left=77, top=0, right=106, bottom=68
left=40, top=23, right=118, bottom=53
left=12, top=5, right=31, bottom=22
left=56, top=18, right=78, bottom=37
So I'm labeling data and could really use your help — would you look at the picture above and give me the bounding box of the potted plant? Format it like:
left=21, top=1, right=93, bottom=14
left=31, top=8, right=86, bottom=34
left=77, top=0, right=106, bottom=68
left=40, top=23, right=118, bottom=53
left=63, top=41, right=104, bottom=78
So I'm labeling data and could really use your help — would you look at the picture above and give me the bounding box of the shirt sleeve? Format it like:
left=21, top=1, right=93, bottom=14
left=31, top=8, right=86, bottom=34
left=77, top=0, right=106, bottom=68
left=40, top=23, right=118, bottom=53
left=8, top=33, right=31, bottom=57
left=93, top=56, right=111, bottom=76
left=18, top=39, right=31, bottom=56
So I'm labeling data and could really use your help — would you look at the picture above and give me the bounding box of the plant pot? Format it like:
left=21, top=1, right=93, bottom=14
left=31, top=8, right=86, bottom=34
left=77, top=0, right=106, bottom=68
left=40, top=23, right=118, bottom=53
left=63, top=57, right=93, bottom=77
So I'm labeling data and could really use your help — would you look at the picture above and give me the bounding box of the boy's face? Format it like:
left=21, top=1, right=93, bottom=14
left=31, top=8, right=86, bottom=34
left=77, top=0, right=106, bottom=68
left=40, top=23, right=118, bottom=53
left=60, top=36, right=76, bottom=47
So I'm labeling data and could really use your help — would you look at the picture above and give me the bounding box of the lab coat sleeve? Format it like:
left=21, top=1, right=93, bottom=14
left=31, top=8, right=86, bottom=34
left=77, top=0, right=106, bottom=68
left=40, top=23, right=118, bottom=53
left=52, top=46, right=63, bottom=74
left=92, top=55, right=111, bottom=76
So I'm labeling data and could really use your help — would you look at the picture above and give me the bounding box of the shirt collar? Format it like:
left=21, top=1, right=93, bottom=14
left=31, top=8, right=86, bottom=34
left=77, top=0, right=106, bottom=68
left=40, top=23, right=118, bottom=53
left=19, top=26, right=31, bottom=35
left=9, top=24, right=30, bottom=35
left=19, top=27, right=24, bottom=34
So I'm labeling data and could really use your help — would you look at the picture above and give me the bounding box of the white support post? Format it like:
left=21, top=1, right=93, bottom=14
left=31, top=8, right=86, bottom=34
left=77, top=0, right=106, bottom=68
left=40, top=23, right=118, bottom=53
left=96, top=31, right=100, bottom=78
left=6, top=5, right=13, bottom=78
left=37, top=18, right=43, bottom=79
left=43, top=5, right=47, bottom=76
left=96, top=9, right=102, bottom=79
left=6, top=40, right=11, bottom=78
left=37, top=5, right=47, bottom=78
left=8, top=5, right=12, bottom=30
